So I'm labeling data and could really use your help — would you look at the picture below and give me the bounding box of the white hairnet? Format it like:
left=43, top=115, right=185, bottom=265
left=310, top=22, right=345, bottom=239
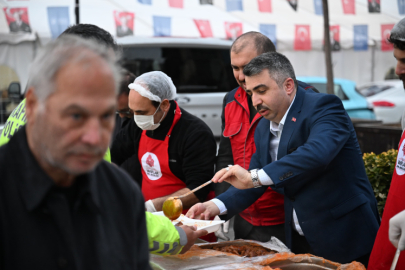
left=128, top=71, right=176, bottom=103
left=391, top=18, right=405, bottom=42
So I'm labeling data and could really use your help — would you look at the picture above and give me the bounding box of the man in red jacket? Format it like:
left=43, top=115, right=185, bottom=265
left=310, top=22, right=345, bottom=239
left=368, top=18, right=405, bottom=269
left=215, top=32, right=315, bottom=245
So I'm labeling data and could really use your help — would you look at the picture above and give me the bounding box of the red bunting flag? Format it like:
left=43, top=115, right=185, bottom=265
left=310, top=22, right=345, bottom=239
left=329, top=25, right=341, bottom=51
left=258, top=0, right=272, bottom=12
left=294, top=25, right=311, bottom=51
left=341, top=0, right=355, bottom=14
left=3, top=7, right=31, bottom=33
left=225, top=22, right=243, bottom=40
left=169, top=0, right=183, bottom=8
left=194, top=19, right=213, bottom=38
left=381, top=24, right=394, bottom=51
left=113, top=11, right=135, bottom=37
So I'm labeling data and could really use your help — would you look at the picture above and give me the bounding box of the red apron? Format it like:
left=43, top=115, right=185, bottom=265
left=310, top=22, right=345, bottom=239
left=139, top=103, right=187, bottom=204
left=368, top=131, right=405, bottom=270
left=138, top=102, right=216, bottom=242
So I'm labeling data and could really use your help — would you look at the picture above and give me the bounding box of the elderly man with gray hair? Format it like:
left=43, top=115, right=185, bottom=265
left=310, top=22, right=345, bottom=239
left=0, top=35, right=151, bottom=269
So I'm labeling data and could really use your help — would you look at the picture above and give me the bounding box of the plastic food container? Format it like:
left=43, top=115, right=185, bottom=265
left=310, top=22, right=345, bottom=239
left=152, top=212, right=225, bottom=234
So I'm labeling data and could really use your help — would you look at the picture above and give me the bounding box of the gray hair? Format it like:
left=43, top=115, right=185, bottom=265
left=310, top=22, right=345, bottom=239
left=27, top=35, right=122, bottom=102
left=243, top=52, right=297, bottom=89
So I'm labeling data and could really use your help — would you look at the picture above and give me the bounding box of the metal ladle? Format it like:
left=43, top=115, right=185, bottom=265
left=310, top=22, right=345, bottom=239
left=162, top=180, right=212, bottom=220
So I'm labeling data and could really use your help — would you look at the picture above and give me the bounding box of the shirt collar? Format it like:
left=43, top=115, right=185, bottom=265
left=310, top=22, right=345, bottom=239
left=13, top=127, right=100, bottom=213
left=270, top=95, right=296, bottom=134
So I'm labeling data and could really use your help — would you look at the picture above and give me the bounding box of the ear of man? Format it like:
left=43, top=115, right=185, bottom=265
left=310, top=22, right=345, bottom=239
left=25, top=88, right=39, bottom=124
left=160, top=99, right=171, bottom=113
left=284, top=78, right=295, bottom=95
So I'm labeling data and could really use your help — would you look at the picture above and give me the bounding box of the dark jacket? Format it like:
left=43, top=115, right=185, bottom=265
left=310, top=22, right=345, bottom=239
left=215, top=81, right=317, bottom=226
left=0, top=127, right=151, bottom=270
left=217, top=86, right=380, bottom=263
left=111, top=100, right=216, bottom=202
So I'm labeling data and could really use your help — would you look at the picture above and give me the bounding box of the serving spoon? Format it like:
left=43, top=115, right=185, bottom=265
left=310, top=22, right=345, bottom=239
left=162, top=180, right=212, bottom=220
left=390, top=249, right=401, bottom=270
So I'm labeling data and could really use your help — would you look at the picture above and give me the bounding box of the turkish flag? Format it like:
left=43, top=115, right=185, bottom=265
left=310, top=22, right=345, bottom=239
left=381, top=24, right=394, bottom=51
left=225, top=22, right=243, bottom=40
left=294, top=25, right=311, bottom=51
left=169, top=0, right=183, bottom=8
left=341, top=0, right=355, bottom=14
left=194, top=19, right=213, bottom=38
left=258, top=0, right=272, bottom=12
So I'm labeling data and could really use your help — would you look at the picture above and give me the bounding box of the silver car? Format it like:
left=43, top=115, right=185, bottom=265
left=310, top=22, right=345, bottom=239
left=357, top=80, right=404, bottom=124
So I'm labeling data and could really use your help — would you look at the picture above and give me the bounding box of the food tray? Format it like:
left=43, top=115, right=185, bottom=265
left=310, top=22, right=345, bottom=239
left=198, top=240, right=277, bottom=257
left=197, top=238, right=290, bottom=255
left=267, top=256, right=338, bottom=270
left=152, top=212, right=225, bottom=234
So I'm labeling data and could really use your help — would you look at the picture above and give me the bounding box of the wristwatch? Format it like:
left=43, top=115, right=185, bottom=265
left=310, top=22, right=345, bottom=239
left=250, top=169, right=262, bottom=188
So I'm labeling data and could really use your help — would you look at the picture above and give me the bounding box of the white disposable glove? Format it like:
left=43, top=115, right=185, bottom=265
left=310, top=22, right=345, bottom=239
left=145, top=200, right=157, bottom=213
left=214, top=216, right=230, bottom=241
left=389, top=209, right=405, bottom=250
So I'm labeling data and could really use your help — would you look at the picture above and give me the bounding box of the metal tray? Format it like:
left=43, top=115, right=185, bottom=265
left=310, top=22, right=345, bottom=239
left=197, top=240, right=277, bottom=254
left=266, top=257, right=338, bottom=270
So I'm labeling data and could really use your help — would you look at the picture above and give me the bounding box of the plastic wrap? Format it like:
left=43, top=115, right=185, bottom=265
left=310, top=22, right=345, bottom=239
left=338, top=262, right=366, bottom=270
left=150, top=238, right=366, bottom=270
left=150, top=247, right=245, bottom=270
left=149, top=237, right=289, bottom=270
left=256, top=253, right=366, bottom=270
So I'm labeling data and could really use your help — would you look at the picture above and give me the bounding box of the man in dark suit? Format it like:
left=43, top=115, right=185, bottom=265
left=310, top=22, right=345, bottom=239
left=187, top=52, right=380, bottom=266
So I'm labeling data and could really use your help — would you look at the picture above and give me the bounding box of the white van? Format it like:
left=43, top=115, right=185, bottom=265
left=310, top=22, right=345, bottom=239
left=120, top=37, right=237, bottom=137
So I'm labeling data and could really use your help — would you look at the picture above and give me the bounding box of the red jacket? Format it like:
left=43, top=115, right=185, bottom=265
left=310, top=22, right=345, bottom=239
left=223, top=87, right=285, bottom=226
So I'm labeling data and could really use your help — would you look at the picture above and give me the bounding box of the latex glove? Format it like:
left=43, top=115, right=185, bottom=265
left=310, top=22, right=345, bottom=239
left=214, top=216, right=230, bottom=241
left=389, top=209, right=405, bottom=250
left=145, top=200, right=157, bottom=213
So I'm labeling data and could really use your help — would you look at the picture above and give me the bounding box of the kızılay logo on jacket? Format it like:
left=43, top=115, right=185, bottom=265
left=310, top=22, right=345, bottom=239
left=141, top=152, right=162, bottom=180
left=395, top=139, right=405, bottom=175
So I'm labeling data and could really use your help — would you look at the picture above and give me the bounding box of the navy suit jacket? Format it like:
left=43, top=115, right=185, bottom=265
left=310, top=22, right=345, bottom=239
left=217, top=86, right=380, bottom=263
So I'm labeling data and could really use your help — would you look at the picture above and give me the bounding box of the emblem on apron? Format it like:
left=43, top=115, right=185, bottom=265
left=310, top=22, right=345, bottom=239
left=141, top=152, right=162, bottom=180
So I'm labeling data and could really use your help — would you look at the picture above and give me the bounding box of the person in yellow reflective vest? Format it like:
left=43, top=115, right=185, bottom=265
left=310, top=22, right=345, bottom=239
left=146, top=212, right=207, bottom=255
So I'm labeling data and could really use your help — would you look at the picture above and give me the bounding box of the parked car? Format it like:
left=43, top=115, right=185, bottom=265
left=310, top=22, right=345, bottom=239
left=356, top=80, right=404, bottom=124
left=120, top=37, right=236, bottom=137
left=297, top=77, right=376, bottom=120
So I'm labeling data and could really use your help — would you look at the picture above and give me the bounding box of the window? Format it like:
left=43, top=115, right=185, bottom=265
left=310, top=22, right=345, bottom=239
left=356, top=85, right=393, bottom=97
left=122, top=47, right=238, bottom=94
left=307, top=82, right=348, bottom=100
left=0, top=65, right=21, bottom=124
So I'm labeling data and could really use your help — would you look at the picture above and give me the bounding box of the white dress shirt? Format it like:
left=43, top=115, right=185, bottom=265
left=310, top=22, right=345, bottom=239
left=212, top=96, right=305, bottom=236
